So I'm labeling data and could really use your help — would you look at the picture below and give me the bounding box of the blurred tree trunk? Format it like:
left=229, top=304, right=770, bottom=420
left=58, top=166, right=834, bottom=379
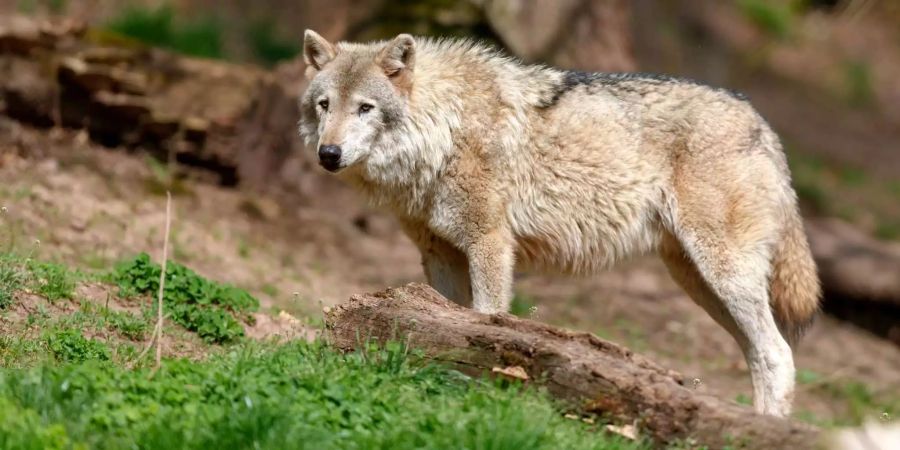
left=807, top=218, right=900, bottom=345
left=483, top=0, right=635, bottom=71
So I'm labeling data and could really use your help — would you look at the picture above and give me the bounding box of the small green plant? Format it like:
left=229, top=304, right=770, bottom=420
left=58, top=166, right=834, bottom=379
left=738, top=0, right=795, bottom=39
left=247, top=20, right=301, bottom=67
left=0, top=254, right=26, bottom=309
left=107, top=310, right=150, bottom=341
left=112, top=253, right=258, bottom=343
left=27, top=261, right=76, bottom=302
left=104, top=5, right=224, bottom=59
left=509, top=293, right=536, bottom=317
left=844, top=60, right=875, bottom=107
left=237, top=240, right=250, bottom=259
left=44, top=328, right=110, bottom=363
left=735, top=393, right=752, bottom=405
left=796, top=368, right=823, bottom=385
left=15, top=0, right=37, bottom=13
left=823, top=381, right=899, bottom=425
left=875, top=222, right=900, bottom=241
left=260, top=284, right=278, bottom=297
left=47, top=0, right=66, bottom=13
left=143, top=156, right=192, bottom=197
left=615, top=319, right=649, bottom=352
left=839, top=167, right=868, bottom=186
left=0, top=336, right=47, bottom=367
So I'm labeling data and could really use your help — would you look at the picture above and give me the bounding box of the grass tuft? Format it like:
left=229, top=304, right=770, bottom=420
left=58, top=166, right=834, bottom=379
left=738, top=0, right=795, bottom=39
left=27, top=261, right=77, bottom=302
left=112, top=253, right=258, bottom=343
left=0, top=254, right=26, bottom=309
left=106, top=309, right=150, bottom=341
left=247, top=20, right=300, bottom=67
left=510, top=293, right=536, bottom=317
left=104, top=4, right=223, bottom=59
left=44, top=328, right=110, bottom=363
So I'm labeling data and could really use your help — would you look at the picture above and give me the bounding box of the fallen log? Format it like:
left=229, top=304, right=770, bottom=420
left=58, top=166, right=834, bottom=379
left=326, top=283, right=822, bottom=449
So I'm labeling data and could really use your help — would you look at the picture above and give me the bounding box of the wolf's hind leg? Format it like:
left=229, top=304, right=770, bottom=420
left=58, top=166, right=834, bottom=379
left=660, top=228, right=795, bottom=416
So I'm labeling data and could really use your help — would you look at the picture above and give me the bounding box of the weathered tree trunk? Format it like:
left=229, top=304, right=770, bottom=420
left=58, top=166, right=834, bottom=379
left=482, top=0, right=636, bottom=71
left=327, top=283, right=822, bottom=449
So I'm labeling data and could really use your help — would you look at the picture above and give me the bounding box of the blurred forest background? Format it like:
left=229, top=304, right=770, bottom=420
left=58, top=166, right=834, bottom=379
left=5, top=0, right=897, bottom=236
left=0, top=0, right=898, bottom=430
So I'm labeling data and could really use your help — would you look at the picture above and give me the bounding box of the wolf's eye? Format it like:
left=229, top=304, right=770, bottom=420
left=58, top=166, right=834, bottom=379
left=358, top=103, right=374, bottom=114
left=318, top=99, right=329, bottom=110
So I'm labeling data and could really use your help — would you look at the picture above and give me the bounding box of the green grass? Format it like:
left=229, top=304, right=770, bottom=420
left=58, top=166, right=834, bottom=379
left=44, top=328, right=110, bottom=363
left=793, top=369, right=900, bottom=427
left=247, top=20, right=300, bottom=66
left=738, top=0, right=795, bottom=39
left=260, top=284, right=278, bottom=298
left=843, top=60, right=875, bottom=108
left=796, top=369, right=822, bottom=385
left=510, top=293, right=536, bottom=317
left=17, top=0, right=67, bottom=14
left=142, top=157, right=193, bottom=197
left=0, top=254, right=78, bottom=307
left=822, top=381, right=899, bottom=426
left=27, top=261, right=77, bottom=302
left=0, top=254, right=26, bottom=309
left=875, top=222, right=900, bottom=240
left=104, top=4, right=223, bottom=59
left=787, top=149, right=900, bottom=241
left=112, top=253, right=259, bottom=344
left=0, top=336, right=45, bottom=368
left=0, top=341, right=646, bottom=450
left=105, top=309, right=150, bottom=341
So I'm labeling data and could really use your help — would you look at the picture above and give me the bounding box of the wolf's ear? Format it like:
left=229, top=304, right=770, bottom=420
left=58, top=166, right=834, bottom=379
left=377, top=34, right=415, bottom=89
left=303, top=29, right=336, bottom=72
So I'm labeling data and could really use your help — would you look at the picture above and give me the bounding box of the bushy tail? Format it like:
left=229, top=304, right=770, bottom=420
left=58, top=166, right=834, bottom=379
left=769, top=211, right=821, bottom=348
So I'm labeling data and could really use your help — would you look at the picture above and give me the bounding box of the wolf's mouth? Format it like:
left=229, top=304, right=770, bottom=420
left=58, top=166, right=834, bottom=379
left=319, top=159, right=342, bottom=172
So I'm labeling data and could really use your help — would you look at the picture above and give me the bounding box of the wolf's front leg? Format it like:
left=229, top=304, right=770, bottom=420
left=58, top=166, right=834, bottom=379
left=399, top=218, right=473, bottom=306
left=422, top=243, right=472, bottom=306
left=466, top=229, right=515, bottom=313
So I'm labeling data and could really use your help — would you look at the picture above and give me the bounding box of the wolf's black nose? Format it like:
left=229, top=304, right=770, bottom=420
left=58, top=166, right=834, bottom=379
left=318, top=145, right=342, bottom=172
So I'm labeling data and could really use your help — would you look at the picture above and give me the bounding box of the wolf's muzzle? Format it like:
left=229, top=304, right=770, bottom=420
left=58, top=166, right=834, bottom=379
left=318, top=145, right=342, bottom=172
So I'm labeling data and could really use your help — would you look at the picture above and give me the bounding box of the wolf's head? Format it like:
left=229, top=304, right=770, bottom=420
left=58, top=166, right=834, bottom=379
left=299, top=30, right=415, bottom=173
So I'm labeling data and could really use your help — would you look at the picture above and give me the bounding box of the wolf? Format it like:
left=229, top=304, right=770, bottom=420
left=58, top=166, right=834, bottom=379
left=298, top=30, right=820, bottom=416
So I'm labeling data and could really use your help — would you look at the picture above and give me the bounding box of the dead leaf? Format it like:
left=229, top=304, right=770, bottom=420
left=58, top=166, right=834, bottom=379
left=491, top=365, right=529, bottom=381
left=604, top=423, right=638, bottom=440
